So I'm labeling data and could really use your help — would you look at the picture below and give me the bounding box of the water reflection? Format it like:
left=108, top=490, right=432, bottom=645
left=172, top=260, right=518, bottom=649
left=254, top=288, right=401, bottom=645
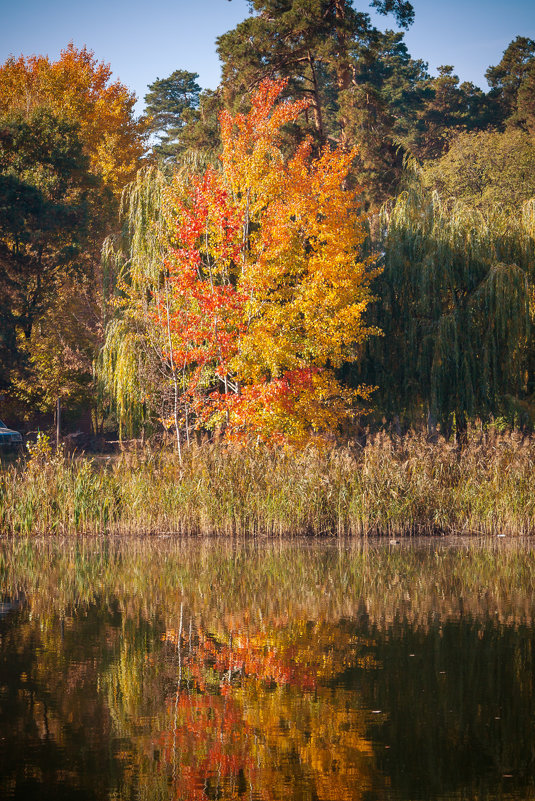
left=1, top=538, right=535, bottom=800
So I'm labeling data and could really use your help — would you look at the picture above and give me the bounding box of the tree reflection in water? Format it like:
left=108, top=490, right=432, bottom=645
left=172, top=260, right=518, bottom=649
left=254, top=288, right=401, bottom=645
left=1, top=538, right=535, bottom=800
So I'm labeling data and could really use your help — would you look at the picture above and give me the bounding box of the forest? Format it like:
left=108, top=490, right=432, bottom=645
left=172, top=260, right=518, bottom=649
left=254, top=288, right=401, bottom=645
left=1, top=0, right=535, bottom=450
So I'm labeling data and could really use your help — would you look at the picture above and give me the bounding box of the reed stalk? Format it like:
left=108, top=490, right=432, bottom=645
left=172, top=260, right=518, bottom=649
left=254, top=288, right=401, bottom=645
left=1, top=427, right=535, bottom=537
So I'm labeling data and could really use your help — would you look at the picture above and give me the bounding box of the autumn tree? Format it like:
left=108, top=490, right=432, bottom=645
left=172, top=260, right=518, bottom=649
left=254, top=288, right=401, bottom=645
left=0, top=44, right=146, bottom=201
left=0, top=45, right=146, bottom=427
left=101, top=80, right=378, bottom=449
left=213, top=82, right=379, bottom=443
left=0, top=108, right=103, bottom=420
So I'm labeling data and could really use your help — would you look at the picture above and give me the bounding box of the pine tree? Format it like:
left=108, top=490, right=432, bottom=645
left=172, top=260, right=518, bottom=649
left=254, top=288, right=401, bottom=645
left=486, top=36, right=535, bottom=125
left=144, top=70, right=202, bottom=166
left=217, top=0, right=415, bottom=149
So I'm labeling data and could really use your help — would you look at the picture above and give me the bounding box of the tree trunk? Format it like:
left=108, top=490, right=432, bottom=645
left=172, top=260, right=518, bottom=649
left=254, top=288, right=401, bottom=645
left=334, top=0, right=352, bottom=145
left=307, top=51, right=325, bottom=143
left=426, top=408, right=438, bottom=443
left=56, top=397, right=61, bottom=450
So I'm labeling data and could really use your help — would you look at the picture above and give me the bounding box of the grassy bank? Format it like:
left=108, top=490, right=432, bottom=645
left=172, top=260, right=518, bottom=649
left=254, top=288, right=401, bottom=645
left=1, top=428, right=535, bottom=536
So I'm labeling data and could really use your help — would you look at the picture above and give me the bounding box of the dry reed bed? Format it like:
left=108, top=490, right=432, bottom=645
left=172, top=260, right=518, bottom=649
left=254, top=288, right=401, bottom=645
left=1, top=428, right=534, bottom=536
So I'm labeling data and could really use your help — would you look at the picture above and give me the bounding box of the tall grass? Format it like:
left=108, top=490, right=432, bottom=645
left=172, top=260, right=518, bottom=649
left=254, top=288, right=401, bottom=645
left=1, top=427, right=535, bottom=536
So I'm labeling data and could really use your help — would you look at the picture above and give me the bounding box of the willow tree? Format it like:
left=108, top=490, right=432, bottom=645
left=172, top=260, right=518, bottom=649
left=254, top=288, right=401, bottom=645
left=357, top=186, right=535, bottom=431
left=98, top=166, right=171, bottom=440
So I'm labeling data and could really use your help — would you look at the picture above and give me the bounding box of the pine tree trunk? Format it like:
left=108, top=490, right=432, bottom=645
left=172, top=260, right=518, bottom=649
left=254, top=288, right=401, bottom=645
left=334, top=0, right=352, bottom=145
left=307, top=51, right=325, bottom=142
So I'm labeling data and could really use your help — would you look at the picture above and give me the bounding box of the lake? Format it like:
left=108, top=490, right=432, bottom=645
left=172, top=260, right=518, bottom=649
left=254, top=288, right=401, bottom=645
left=1, top=536, right=534, bottom=800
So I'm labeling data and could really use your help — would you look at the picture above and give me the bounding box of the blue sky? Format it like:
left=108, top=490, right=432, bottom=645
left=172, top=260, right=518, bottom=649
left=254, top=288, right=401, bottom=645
left=0, top=0, right=534, bottom=114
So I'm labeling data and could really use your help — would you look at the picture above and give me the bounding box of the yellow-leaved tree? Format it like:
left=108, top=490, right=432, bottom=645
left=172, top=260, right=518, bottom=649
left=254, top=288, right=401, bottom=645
left=102, top=79, right=379, bottom=447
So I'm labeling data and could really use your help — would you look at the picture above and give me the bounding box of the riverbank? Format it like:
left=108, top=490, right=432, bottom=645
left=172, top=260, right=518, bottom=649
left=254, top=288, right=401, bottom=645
left=1, top=428, right=534, bottom=536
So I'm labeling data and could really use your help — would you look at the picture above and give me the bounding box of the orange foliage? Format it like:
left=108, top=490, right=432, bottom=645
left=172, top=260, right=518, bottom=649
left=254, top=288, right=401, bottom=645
left=163, top=625, right=317, bottom=691
left=160, top=78, right=379, bottom=444
left=0, top=43, right=145, bottom=197
left=152, top=619, right=380, bottom=800
left=155, top=693, right=256, bottom=800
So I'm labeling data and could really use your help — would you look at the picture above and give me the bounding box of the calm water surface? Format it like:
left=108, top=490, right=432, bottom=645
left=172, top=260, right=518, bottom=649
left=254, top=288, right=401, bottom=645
left=1, top=537, right=534, bottom=800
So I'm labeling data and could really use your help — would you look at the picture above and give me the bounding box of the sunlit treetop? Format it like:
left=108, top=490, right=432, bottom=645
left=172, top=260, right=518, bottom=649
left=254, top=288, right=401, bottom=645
left=0, top=43, right=146, bottom=198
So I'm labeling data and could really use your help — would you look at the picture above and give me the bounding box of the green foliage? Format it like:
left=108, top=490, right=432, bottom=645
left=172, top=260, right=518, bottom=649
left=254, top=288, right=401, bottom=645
left=486, top=35, right=535, bottom=124
left=99, top=166, right=167, bottom=437
left=144, top=70, right=202, bottom=166
left=0, top=108, right=103, bottom=415
left=217, top=0, right=350, bottom=143
left=422, top=127, right=535, bottom=214
left=358, top=185, right=535, bottom=427
left=408, top=66, right=493, bottom=160
left=337, top=29, right=429, bottom=204
left=0, top=107, right=93, bottom=259
left=515, top=58, right=535, bottom=132
left=175, top=89, right=224, bottom=165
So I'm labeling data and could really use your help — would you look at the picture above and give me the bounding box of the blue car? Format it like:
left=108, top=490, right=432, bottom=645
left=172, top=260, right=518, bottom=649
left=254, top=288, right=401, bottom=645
left=0, top=420, right=23, bottom=447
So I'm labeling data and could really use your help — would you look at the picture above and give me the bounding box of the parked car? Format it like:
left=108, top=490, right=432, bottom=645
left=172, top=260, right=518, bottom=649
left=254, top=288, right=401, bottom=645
left=0, top=420, right=23, bottom=447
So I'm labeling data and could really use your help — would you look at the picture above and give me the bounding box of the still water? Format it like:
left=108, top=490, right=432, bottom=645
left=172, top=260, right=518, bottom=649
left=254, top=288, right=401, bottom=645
left=1, top=536, right=534, bottom=800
